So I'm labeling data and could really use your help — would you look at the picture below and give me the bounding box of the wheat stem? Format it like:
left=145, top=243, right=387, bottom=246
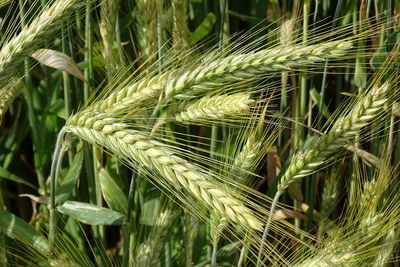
left=49, top=127, right=66, bottom=245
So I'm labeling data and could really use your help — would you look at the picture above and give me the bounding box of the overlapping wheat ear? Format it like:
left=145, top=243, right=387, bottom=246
left=0, top=78, right=22, bottom=121
left=0, top=0, right=85, bottom=88
left=65, top=112, right=263, bottom=231
left=86, top=40, right=352, bottom=114
left=294, top=165, right=399, bottom=267
left=152, top=93, right=254, bottom=131
left=257, top=83, right=392, bottom=264
left=174, top=93, right=254, bottom=124
left=135, top=0, right=158, bottom=67
left=100, top=0, right=120, bottom=77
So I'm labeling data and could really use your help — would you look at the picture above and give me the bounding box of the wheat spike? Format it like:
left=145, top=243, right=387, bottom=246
left=277, top=84, right=390, bottom=193
left=100, top=0, right=120, bottom=78
left=0, top=0, right=85, bottom=88
left=174, top=93, right=254, bottom=124
left=66, top=112, right=263, bottom=231
left=172, top=0, right=190, bottom=51
left=232, top=134, right=263, bottom=180
left=164, top=40, right=352, bottom=99
left=0, top=79, right=22, bottom=121
left=135, top=0, right=158, bottom=68
left=87, top=40, right=352, bottom=114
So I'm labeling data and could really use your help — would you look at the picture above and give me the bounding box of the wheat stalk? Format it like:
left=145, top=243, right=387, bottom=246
left=87, top=40, right=352, bottom=114
left=66, top=112, right=263, bottom=231
left=0, top=0, right=85, bottom=88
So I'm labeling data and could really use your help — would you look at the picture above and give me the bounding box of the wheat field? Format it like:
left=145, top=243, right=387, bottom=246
left=0, top=0, right=399, bottom=266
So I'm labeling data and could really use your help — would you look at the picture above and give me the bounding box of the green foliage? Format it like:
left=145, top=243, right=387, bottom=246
left=0, top=0, right=399, bottom=266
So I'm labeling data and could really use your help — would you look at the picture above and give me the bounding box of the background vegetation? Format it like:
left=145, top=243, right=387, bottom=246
left=0, top=0, right=399, bottom=266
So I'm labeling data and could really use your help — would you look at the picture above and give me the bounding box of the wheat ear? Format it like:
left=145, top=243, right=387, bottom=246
left=172, top=0, right=190, bottom=51
left=87, top=40, right=351, bottom=114
left=174, top=93, right=254, bottom=124
left=135, top=0, right=158, bottom=68
left=66, top=113, right=263, bottom=231
left=278, top=83, right=390, bottom=192
left=164, top=40, right=352, bottom=99
left=136, top=209, right=176, bottom=266
left=0, top=79, right=22, bottom=121
left=100, top=0, right=119, bottom=78
left=0, top=0, right=85, bottom=88
left=232, top=134, right=264, bottom=182
left=258, top=83, right=391, bottom=264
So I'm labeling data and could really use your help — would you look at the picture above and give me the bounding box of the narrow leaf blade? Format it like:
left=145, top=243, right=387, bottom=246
left=0, top=211, right=50, bottom=254
left=55, top=150, right=84, bottom=205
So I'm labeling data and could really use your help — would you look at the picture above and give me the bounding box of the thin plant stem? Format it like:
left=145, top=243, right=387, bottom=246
left=49, top=127, right=66, bottom=245
left=256, top=192, right=281, bottom=266
left=211, top=240, right=218, bottom=267
left=18, top=0, right=45, bottom=192
left=122, top=172, right=137, bottom=267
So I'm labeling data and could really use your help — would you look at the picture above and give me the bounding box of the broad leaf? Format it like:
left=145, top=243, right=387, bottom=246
left=99, top=168, right=128, bottom=214
left=57, top=201, right=125, bottom=226
left=191, top=13, right=216, bottom=44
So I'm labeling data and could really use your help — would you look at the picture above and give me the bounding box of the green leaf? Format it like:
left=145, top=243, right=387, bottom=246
left=140, top=189, right=161, bottom=226
left=191, top=13, right=216, bottom=44
left=48, top=99, right=66, bottom=120
left=0, top=211, right=50, bottom=254
left=99, top=168, right=128, bottom=214
left=57, top=201, right=125, bottom=226
left=310, top=88, right=332, bottom=120
left=0, top=167, right=35, bottom=188
left=55, top=150, right=83, bottom=205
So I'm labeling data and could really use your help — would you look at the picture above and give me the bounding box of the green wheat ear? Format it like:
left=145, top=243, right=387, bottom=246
left=0, top=78, right=22, bottom=122
left=258, top=81, right=394, bottom=264
left=65, top=113, right=263, bottom=231
left=278, top=83, right=390, bottom=193
left=294, top=159, right=399, bottom=267
left=86, top=40, right=352, bottom=115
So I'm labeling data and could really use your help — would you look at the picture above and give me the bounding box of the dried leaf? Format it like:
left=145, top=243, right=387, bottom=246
left=31, top=49, right=84, bottom=81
